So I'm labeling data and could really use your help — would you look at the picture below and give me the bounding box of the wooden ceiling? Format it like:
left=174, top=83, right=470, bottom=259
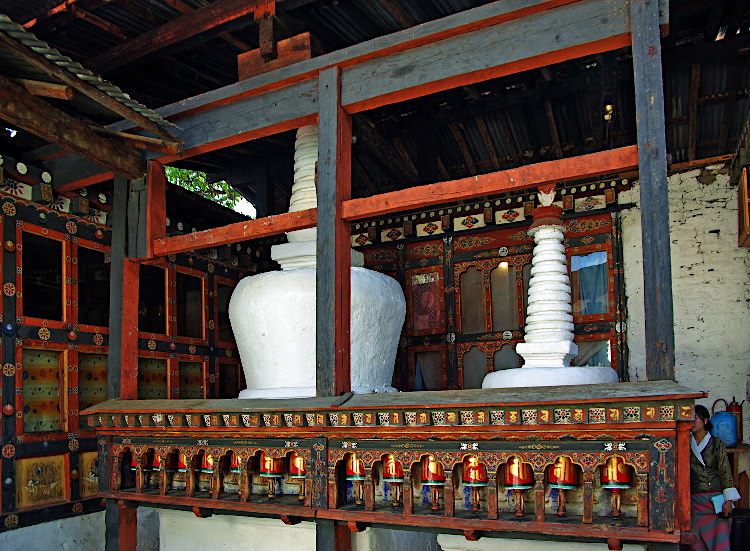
left=0, top=0, right=749, bottom=214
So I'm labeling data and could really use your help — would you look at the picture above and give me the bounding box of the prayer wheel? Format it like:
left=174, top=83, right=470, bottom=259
left=288, top=451, right=306, bottom=501
left=504, top=457, right=533, bottom=517
left=463, top=456, right=488, bottom=512
left=346, top=454, right=366, bottom=505
left=200, top=454, right=214, bottom=474
left=177, top=453, right=188, bottom=473
left=421, top=455, right=446, bottom=511
left=288, top=451, right=306, bottom=479
left=260, top=452, right=283, bottom=499
left=547, top=456, right=577, bottom=516
left=152, top=454, right=162, bottom=472
left=382, top=454, right=404, bottom=507
left=230, top=454, right=242, bottom=474
left=601, top=456, right=632, bottom=518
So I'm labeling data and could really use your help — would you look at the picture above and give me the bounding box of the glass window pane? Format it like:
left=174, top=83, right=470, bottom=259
left=572, top=340, right=611, bottom=367
left=410, top=272, right=442, bottom=333
left=22, top=348, right=61, bottom=432
left=77, top=247, right=110, bottom=327
left=414, top=351, right=442, bottom=391
left=493, top=344, right=520, bottom=371
left=179, top=361, right=203, bottom=398
left=459, top=266, right=485, bottom=334
left=176, top=272, right=203, bottom=339
left=22, top=233, right=63, bottom=320
left=217, top=284, right=233, bottom=342
left=462, top=346, right=487, bottom=389
left=570, top=251, right=608, bottom=315
left=79, top=353, right=107, bottom=410
left=137, top=358, right=167, bottom=399
left=491, top=262, right=519, bottom=331
left=139, top=265, right=166, bottom=334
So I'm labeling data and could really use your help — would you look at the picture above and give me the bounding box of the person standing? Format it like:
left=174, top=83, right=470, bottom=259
left=690, top=404, right=741, bottom=551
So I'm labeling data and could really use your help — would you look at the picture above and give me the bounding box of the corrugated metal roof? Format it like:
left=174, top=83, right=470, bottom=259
left=0, top=12, right=176, bottom=129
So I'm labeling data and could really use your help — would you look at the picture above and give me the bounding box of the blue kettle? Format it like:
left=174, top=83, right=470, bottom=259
left=711, top=399, right=739, bottom=448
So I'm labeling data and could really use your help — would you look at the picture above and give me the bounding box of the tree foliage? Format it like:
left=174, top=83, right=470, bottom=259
left=165, top=166, right=241, bottom=209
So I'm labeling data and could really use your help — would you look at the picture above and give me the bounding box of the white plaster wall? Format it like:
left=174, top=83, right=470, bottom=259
left=0, top=508, right=158, bottom=551
left=157, top=510, right=436, bottom=551
left=0, top=512, right=104, bottom=551
left=437, top=534, right=645, bottom=551
left=620, top=164, right=750, bottom=452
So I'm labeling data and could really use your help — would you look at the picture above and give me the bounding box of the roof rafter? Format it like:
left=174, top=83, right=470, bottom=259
left=0, top=74, right=145, bottom=179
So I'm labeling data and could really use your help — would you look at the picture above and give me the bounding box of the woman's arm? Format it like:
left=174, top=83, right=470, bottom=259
left=715, top=438, right=741, bottom=503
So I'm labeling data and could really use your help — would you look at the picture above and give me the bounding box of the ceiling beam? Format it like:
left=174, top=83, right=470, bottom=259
left=0, top=31, right=180, bottom=144
left=342, top=145, right=639, bottom=221
left=0, top=74, right=145, bottom=179
left=85, top=0, right=270, bottom=73
left=352, top=115, right=417, bottom=187
left=13, top=78, right=74, bottom=99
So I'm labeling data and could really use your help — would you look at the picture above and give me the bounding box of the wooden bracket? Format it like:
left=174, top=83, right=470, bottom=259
left=280, top=515, right=301, bottom=525
left=191, top=506, right=213, bottom=518
left=606, top=538, right=622, bottom=550
left=346, top=521, right=366, bottom=533
left=463, top=530, right=481, bottom=541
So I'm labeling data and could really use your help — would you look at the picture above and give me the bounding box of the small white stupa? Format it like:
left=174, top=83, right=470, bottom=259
left=482, top=185, right=618, bottom=389
left=228, top=125, right=406, bottom=399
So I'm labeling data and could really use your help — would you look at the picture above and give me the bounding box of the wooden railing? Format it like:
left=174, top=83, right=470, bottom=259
left=83, top=381, right=701, bottom=548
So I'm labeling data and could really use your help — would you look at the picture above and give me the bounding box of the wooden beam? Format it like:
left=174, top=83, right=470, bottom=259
left=340, top=0, right=636, bottom=112
left=22, top=0, right=81, bottom=28
left=238, top=33, right=316, bottom=80
left=152, top=208, right=316, bottom=257
left=717, top=61, right=742, bottom=155
left=545, top=98, right=564, bottom=158
left=85, top=0, right=268, bottom=73
left=687, top=64, right=700, bottom=161
left=92, top=128, right=183, bottom=155
left=12, top=78, right=74, bottom=100
left=316, top=67, right=352, bottom=397
left=630, top=0, right=675, bottom=381
left=352, top=114, right=417, bottom=186
left=71, top=5, right=128, bottom=39
left=449, top=122, right=477, bottom=175
left=0, top=74, right=145, bottom=179
left=474, top=116, right=501, bottom=170
left=0, top=31, right=179, bottom=144
left=146, top=161, right=167, bottom=258
left=341, top=145, right=638, bottom=220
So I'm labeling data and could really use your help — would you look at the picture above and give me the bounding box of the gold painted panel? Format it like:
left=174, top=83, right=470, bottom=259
left=79, top=451, right=99, bottom=498
left=16, top=454, right=67, bottom=509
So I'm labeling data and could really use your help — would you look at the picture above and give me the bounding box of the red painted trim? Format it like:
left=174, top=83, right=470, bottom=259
left=152, top=209, right=317, bottom=257
left=342, top=146, right=639, bottom=221
left=120, top=260, right=140, bottom=399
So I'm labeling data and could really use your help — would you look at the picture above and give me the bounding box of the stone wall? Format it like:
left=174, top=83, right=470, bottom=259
left=620, top=163, right=750, bottom=452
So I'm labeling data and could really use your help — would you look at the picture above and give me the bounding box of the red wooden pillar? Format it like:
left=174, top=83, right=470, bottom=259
left=120, top=258, right=139, bottom=400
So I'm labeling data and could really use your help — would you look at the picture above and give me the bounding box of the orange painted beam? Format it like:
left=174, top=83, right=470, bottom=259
left=341, top=146, right=639, bottom=221
left=152, top=208, right=317, bottom=257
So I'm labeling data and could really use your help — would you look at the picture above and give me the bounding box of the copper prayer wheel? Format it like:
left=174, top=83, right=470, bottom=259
left=547, top=456, right=577, bottom=489
left=259, top=452, right=283, bottom=478
left=345, top=453, right=365, bottom=481
left=503, top=456, right=533, bottom=489
left=288, top=451, right=306, bottom=479
left=462, top=456, right=488, bottom=487
left=601, top=456, right=632, bottom=488
left=420, top=454, right=445, bottom=485
left=382, top=454, right=404, bottom=483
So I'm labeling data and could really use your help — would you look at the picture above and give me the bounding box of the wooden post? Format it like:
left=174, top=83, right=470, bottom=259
left=316, top=66, right=352, bottom=551
left=105, top=175, right=142, bottom=551
left=145, top=160, right=166, bottom=258
left=316, top=66, right=352, bottom=397
left=630, top=0, right=675, bottom=380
